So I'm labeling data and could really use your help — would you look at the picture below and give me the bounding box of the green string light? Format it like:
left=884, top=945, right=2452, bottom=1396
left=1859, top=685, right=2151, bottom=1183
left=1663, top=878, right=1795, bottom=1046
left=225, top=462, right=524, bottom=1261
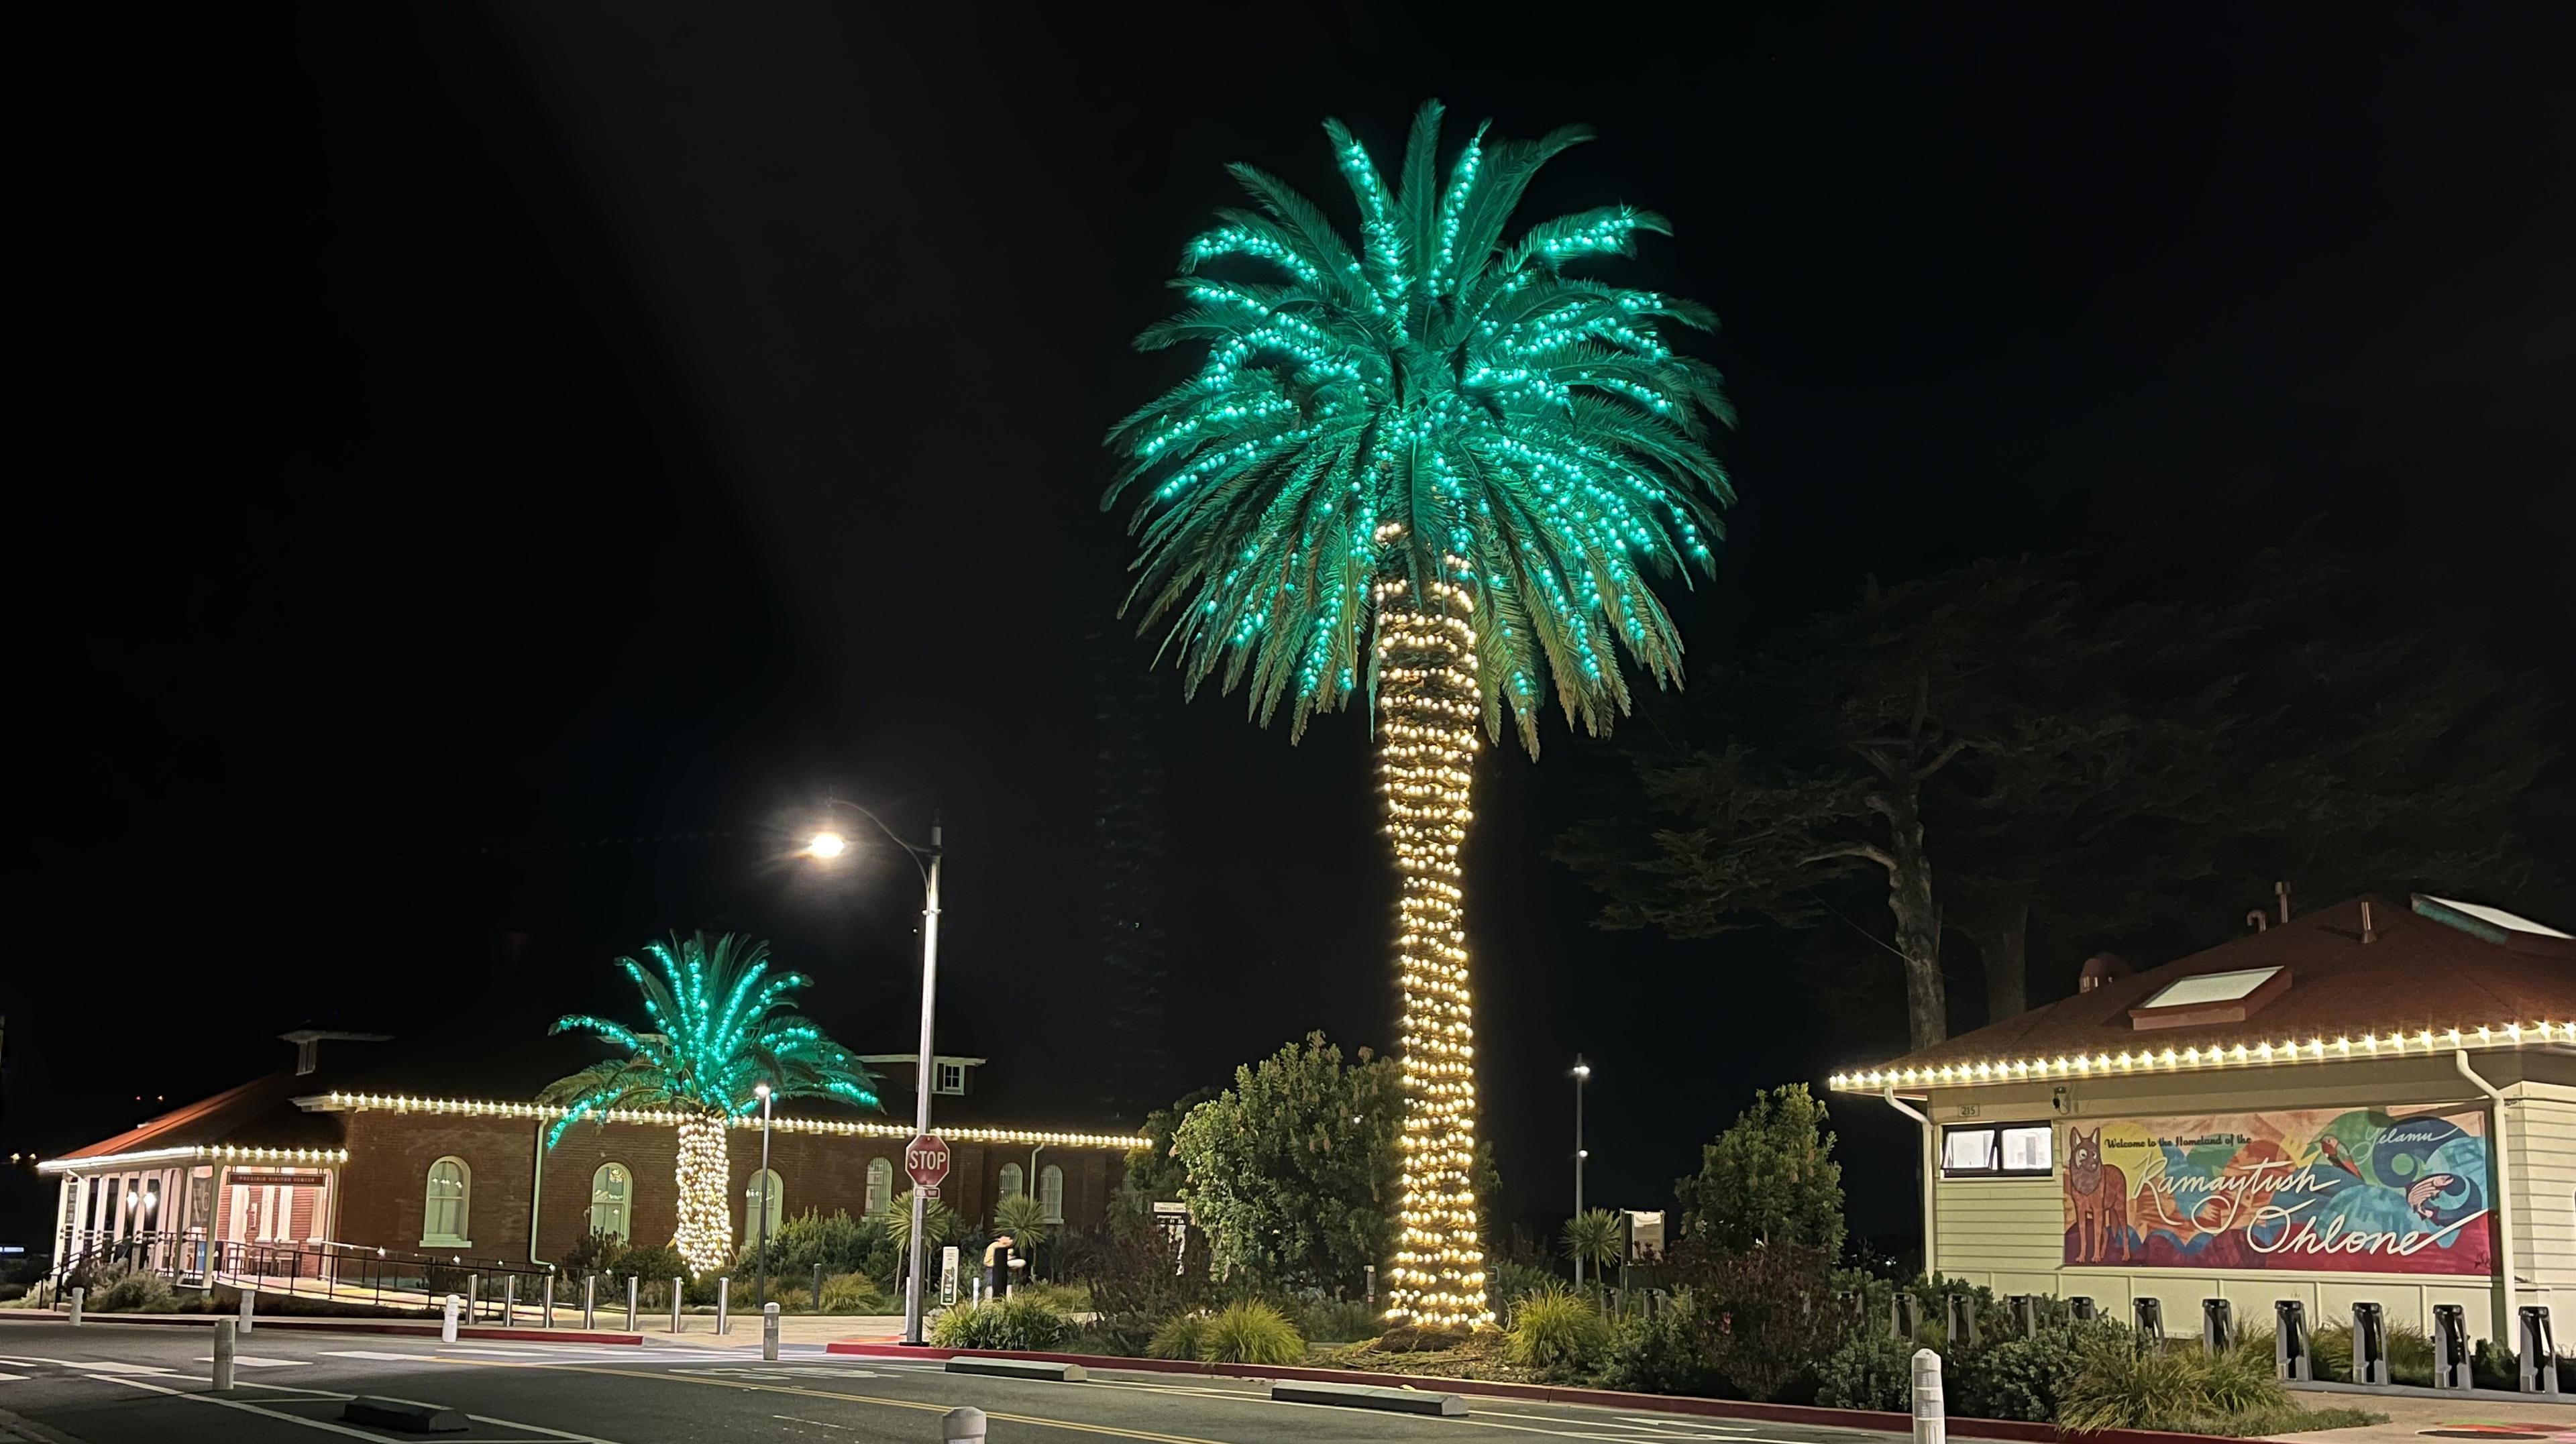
left=1105, top=101, right=1737, bottom=1333
left=540, top=932, right=882, bottom=1276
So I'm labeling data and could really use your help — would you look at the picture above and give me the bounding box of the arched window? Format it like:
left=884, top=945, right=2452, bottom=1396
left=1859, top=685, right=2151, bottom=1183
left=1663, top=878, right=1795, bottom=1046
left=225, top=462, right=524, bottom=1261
left=743, top=1169, right=784, bottom=1240
left=422, top=1157, right=471, bottom=1246
left=865, top=1158, right=894, bottom=1216
left=997, top=1163, right=1024, bottom=1200
left=589, top=1163, right=631, bottom=1240
left=1039, top=1164, right=1065, bottom=1225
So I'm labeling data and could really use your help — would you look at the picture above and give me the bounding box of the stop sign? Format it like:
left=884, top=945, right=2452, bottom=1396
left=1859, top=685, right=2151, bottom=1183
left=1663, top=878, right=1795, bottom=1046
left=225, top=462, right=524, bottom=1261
left=903, top=1133, right=951, bottom=1190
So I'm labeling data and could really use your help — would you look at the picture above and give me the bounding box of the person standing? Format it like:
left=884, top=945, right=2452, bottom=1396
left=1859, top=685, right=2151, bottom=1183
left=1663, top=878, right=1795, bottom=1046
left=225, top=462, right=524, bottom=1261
left=981, top=1233, right=1014, bottom=1303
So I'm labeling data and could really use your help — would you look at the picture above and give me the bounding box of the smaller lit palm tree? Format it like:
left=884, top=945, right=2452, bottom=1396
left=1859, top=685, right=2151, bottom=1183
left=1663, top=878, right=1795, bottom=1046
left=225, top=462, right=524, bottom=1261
left=541, top=932, right=879, bottom=1276
left=888, top=1188, right=959, bottom=1258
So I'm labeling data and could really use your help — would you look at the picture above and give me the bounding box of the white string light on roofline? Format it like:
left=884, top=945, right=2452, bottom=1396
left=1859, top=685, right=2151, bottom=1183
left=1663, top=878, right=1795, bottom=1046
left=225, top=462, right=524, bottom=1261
left=1828, top=1020, right=2573, bottom=1092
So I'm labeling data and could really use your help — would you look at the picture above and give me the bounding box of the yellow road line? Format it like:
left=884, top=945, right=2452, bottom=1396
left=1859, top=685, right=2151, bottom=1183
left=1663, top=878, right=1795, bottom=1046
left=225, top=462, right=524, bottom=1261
left=427, top=1356, right=1236, bottom=1444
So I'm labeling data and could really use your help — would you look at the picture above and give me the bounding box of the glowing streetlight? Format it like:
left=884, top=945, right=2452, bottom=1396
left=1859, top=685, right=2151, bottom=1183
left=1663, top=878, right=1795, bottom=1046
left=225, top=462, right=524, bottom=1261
left=804, top=797, right=945, bottom=1346
left=753, top=1082, right=773, bottom=1309
left=1571, top=1056, right=1591, bottom=1290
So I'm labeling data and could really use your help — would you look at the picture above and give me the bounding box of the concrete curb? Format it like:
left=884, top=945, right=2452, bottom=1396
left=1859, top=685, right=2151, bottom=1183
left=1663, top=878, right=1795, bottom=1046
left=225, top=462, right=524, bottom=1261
left=0, top=1312, right=642, bottom=1345
left=822, top=1341, right=2246, bottom=1444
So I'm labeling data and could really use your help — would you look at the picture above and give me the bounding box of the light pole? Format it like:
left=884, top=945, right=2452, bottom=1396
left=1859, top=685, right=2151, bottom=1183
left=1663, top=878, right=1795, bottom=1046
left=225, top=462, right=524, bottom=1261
left=807, top=799, right=943, bottom=1347
left=1570, top=1057, right=1591, bottom=1290
left=754, top=1082, right=773, bottom=1309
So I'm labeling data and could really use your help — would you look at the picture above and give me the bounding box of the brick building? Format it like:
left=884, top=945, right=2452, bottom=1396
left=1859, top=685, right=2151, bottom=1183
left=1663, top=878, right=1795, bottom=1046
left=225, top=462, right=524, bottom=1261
left=40, top=1037, right=1142, bottom=1278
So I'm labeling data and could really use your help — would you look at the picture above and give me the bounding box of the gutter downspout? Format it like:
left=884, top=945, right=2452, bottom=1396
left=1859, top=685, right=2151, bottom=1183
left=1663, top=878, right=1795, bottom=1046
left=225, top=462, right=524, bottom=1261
left=528, top=1119, right=548, bottom=1267
left=2453, top=1052, right=2517, bottom=1345
left=1884, top=1087, right=1938, bottom=1275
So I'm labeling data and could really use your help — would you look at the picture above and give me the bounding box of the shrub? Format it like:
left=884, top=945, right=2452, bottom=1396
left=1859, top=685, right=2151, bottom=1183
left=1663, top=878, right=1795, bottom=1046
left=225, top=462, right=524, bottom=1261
left=1696, top=1241, right=1839, bottom=1402
left=1951, top=1333, right=2088, bottom=1422
left=1489, top=1259, right=1560, bottom=1311
left=1508, top=1288, right=1613, bottom=1377
left=1082, top=1221, right=1211, bottom=1357
left=2062, top=1337, right=2294, bottom=1434
left=816, top=1272, right=892, bottom=1315
left=90, top=1266, right=179, bottom=1313
left=1146, top=1313, right=1210, bottom=1360
left=0, top=1284, right=25, bottom=1304
left=1296, top=1296, right=1377, bottom=1344
left=561, top=1229, right=627, bottom=1279
left=930, top=1294, right=1073, bottom=1352
left=1601, top=1290, right=1725, bottom=1396
left=1815, top=1332, right=1913, bottom=1410
left=620, top=1242, right=689, bottom=1282
left=1911, top=1274, right=2012, bottom=1349
left=1016, top=1281, right=1091, bottom=1315
left=1200, top=1300, right=1304, bottom=1365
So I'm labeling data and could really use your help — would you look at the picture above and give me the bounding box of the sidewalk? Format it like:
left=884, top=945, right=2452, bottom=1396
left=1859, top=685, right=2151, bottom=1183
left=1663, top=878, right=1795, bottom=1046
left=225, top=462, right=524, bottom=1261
left=3, top=1307, right=905, bottom=1349
left=2273, top=1390, right=2576, bottom=1444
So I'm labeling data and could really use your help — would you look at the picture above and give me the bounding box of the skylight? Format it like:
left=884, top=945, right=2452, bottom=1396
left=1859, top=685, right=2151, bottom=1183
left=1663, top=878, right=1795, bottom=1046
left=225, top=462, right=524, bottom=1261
left=2141, top=966, right=2286, bottom=1008
left=2418, top=895, right=2573, bottom=940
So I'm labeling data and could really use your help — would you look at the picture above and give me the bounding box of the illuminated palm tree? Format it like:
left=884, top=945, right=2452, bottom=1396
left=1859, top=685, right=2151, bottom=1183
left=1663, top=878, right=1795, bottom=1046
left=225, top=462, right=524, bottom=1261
left=539, top=932, right=880, bottom=1276
left=1108, top=102, right=1735, bottom=1331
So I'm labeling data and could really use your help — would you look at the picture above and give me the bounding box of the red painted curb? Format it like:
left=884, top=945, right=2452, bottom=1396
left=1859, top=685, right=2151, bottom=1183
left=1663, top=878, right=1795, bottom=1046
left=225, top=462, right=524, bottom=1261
left=0, top=1313, right=641, bottom=1345
left=822, top=1341, right=2241, bottom=1444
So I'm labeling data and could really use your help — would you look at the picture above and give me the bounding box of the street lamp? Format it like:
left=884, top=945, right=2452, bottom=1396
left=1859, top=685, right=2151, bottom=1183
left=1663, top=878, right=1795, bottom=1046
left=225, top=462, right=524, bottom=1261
left=754, top=1082, right=773, bottom=1309
left=806, top=798, right=943, bottom=1347
left=1570, top=1057, right=1591, bottom=1290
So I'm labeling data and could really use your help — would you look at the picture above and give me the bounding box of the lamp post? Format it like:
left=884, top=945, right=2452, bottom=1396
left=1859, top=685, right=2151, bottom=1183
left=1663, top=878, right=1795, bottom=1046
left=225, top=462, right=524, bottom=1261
left=754, top=1082, right=773, bottom=1309
left=808, top=799, right=943, bottom=1347
left=1571, top=1057, right=1591, bottom=1290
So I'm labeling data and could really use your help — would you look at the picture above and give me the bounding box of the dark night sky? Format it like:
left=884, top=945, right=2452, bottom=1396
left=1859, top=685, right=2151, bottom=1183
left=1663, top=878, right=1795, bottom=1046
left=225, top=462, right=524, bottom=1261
left=12, top=5, right=2572, bottom=1249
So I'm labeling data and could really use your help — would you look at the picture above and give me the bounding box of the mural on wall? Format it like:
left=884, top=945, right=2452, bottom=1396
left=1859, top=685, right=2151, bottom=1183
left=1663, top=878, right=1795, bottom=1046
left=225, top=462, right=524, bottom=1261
left=2063, top=1107, right=2492, bottom=1274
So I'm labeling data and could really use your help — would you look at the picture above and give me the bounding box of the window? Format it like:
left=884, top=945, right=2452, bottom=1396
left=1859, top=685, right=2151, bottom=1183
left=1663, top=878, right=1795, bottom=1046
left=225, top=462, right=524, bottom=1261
left=422, top=1157, right=471, bottom=1245
left=933, top=1061, right=966, bottom=1096
left=744, top=1169, right=784, bottom=1240
left=998, top=1163, right=1023, bottom=1200
left=590, top=1163, right=632, bottom=1239
left=865, top=1158, right=894, bottom=1215
left=1040, top=1165, right=1064, bottom=1225
left=1941, top=1124, right=2053, bottom=1178
left=2140, top=966, right=2282, bottom=1008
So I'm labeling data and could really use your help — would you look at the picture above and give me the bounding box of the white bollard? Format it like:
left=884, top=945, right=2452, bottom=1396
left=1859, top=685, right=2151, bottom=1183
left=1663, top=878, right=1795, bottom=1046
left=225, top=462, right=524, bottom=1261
left=212, top=1317, right=237, bottom=1392
left=1912, top=1348, right=1945, bottom=1444
left=239, top=1286, right=256, bottom=1333
left=68, top=1286, right=84, bottom=1327
left=626, top=1275, right=639, bottom=1331
left=504, top=1275, right=517, bottom=1325
left=670, top=1281, right=684, bottom=1334
left=442, top=1294, right=461, bottom=1344
left=583, top=1274, right=596, bottom=1329
left=943, top=1406, right=987, bottom=1443
left=543, top=1279, right=555, bottom=1330
left=717, top=1276, right=732, bottom=1335
left=763, top=1302, right=781, bottom=1362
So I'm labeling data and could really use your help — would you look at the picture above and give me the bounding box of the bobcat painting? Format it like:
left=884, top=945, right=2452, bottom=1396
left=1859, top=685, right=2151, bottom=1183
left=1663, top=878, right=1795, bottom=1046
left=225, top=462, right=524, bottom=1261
left=2068, top=1126, right=2131, bottom=1263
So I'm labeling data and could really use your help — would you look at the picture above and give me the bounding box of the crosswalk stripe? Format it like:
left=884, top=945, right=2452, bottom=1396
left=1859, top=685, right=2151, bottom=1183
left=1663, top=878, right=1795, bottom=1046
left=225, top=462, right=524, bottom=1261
left=0, top=1371, right=27, bottom=1382
left=194, top=1355, right=303, bottom=1368
left=319, top=1350, right=427, bottom=1362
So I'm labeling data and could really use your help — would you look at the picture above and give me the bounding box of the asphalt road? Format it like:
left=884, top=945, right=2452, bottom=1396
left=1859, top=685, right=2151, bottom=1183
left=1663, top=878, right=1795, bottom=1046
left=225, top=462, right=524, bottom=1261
left=0, top=1319, right=1910, bottom=1444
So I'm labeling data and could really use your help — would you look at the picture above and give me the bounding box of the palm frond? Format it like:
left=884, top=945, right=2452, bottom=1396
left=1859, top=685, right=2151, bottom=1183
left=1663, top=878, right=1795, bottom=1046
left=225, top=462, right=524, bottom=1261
left=537, top=932, right=881, bottom=1146
left=1108, top=102, right=1733, bottom=755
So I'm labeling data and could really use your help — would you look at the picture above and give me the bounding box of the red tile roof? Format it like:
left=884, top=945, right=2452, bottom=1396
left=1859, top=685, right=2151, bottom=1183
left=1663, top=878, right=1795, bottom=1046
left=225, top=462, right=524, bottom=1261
left=53, top=1072, right=341, bottom=1161
left=1856, top=895, right=2575, bottom=1082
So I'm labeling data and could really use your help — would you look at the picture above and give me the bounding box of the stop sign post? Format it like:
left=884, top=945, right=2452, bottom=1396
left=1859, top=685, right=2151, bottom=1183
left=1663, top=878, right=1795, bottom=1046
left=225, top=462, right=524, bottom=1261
left=905, top=1133, right=951, bottom=1197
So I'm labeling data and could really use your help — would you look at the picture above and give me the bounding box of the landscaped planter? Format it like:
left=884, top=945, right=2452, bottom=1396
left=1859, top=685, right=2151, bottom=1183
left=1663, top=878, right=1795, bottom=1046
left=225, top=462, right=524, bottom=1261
left=822, top=1341, right=2248, bottom=1444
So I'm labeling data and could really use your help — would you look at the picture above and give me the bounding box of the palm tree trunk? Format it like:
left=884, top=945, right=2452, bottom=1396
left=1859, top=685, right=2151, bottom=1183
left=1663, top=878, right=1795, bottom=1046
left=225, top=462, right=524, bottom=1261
left=674, top=1112, right=733, bottom=1277
left=1376, top=579, right=1491, bottom=1333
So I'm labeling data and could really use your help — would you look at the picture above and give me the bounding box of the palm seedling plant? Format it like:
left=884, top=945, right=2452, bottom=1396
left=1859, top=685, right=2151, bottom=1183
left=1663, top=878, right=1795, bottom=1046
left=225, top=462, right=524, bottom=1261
left=541, top=932, right=880, bottom=1276
left=1109, top=101, right=1735, bottom=1331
